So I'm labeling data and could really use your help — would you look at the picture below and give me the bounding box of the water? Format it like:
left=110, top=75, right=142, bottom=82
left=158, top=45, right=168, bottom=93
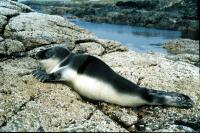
left=20, top=2, right=184, bottom=54
left=71, top=19, right=182, bottom=54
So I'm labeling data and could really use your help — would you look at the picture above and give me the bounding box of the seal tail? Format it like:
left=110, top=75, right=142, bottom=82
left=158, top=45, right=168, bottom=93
left=141, top=88, right=194, bottom=108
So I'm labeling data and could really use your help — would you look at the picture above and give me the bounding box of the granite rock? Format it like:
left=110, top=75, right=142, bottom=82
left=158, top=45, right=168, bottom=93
left=0, top=0, right=199, bottom=132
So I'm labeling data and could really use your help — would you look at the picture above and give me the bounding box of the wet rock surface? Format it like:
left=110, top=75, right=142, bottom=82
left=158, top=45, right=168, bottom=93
left=0, top=0, right=199, bottom=132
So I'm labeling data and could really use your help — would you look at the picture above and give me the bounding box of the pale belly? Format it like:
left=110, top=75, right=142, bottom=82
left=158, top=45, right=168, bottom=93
left=73, top=75, right=147, bottom=106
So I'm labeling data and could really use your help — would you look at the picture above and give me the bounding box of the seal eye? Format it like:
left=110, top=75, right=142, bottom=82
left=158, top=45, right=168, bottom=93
left=45, top=50, right=54, bottom=58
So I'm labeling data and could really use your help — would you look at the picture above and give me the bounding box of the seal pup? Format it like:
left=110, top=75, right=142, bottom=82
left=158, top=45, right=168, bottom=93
left=32, top=46, right=194, bottom=108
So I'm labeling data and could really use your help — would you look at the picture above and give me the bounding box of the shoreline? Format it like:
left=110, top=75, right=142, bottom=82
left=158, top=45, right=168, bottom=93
left=21, top=0, right=199, bottom=40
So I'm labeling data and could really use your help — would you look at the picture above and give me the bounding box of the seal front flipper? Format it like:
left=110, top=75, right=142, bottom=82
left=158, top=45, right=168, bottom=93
left=32, top=69, right=61, bottom=82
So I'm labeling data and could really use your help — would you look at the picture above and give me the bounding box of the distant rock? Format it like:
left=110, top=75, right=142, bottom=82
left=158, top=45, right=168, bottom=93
left=163, top=39, right=199, bottom=55
left=0, top=0, right=32, bottom=13
left=22, top=0, right=199, bottom=34
left=163, top=39, right=199, bottom=66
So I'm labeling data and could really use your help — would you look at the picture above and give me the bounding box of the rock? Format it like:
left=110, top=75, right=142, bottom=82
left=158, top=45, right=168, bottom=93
left=23, top=0, right=199, bottom=32
left=0, top=39, right=25, bottom=55
left=0, top=43, right=7, bottom=55
left=135, top=104, right=200, bottom=131
left=0, top=0, right=33, bottom=13
left=64, top=110, right=128, bottom=132
left=0, top=36, right=3, bottom=42
left=0, top=0, right=33, bottom=34
left=102, top=51, right=199, bottom=132
left=4, top=12, right=96, bottom=50
left=99, top=104, right=138, bottom=128
left=155, top=124, right=195, bottom=132
left=0, top=0, right=127, bottom=56
left=73, top=42, right=105, bottom=55
left=112, top=109, right=138, bottom=128
left=119, top=111, right=138, bottom=127
left=116, top=1, right=157, bottom=10
left=129, top=125, right=137, bottom=131
left=0, top=57, right=127, bottom=132
left=98, top=39, right=128, bottom=53
left=0, top=0, right=199, bottom=132
left=0, top=15, right=7, bottom=33
left=166, top=54, right=199, bottom=66
left=74, top=38, right=127, bottom=54
left=102, top=51, right=199, bottom=100
left=163, top=39, right=199, bottom=55
left=27, top=43, right=74, bottom=58
left=0, top=7, right=19, bottom=17
left=163, top=39, right=199, bottom=66
left=3, top=11, right=126, bottom=55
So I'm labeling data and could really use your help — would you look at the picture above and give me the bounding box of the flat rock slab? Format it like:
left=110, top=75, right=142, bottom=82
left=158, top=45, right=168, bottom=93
left=0, top=7, right=19, bottom=17
left=64, top=110, right=128, bottom=132
left=4, top=12, right=95, bottom=49
left=102, top=51, right=200, bottom=131
left=0, top=0, right=32, bottom=13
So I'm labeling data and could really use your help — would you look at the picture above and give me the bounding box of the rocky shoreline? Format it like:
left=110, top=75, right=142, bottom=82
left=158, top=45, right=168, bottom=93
left=0, top=0, right=199, bottom=132
left=22, top=0, right=199, bottom=40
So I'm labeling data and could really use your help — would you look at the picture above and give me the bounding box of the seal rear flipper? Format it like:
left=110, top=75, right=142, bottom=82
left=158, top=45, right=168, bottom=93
left=141, top=88, right=194, bottom=108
